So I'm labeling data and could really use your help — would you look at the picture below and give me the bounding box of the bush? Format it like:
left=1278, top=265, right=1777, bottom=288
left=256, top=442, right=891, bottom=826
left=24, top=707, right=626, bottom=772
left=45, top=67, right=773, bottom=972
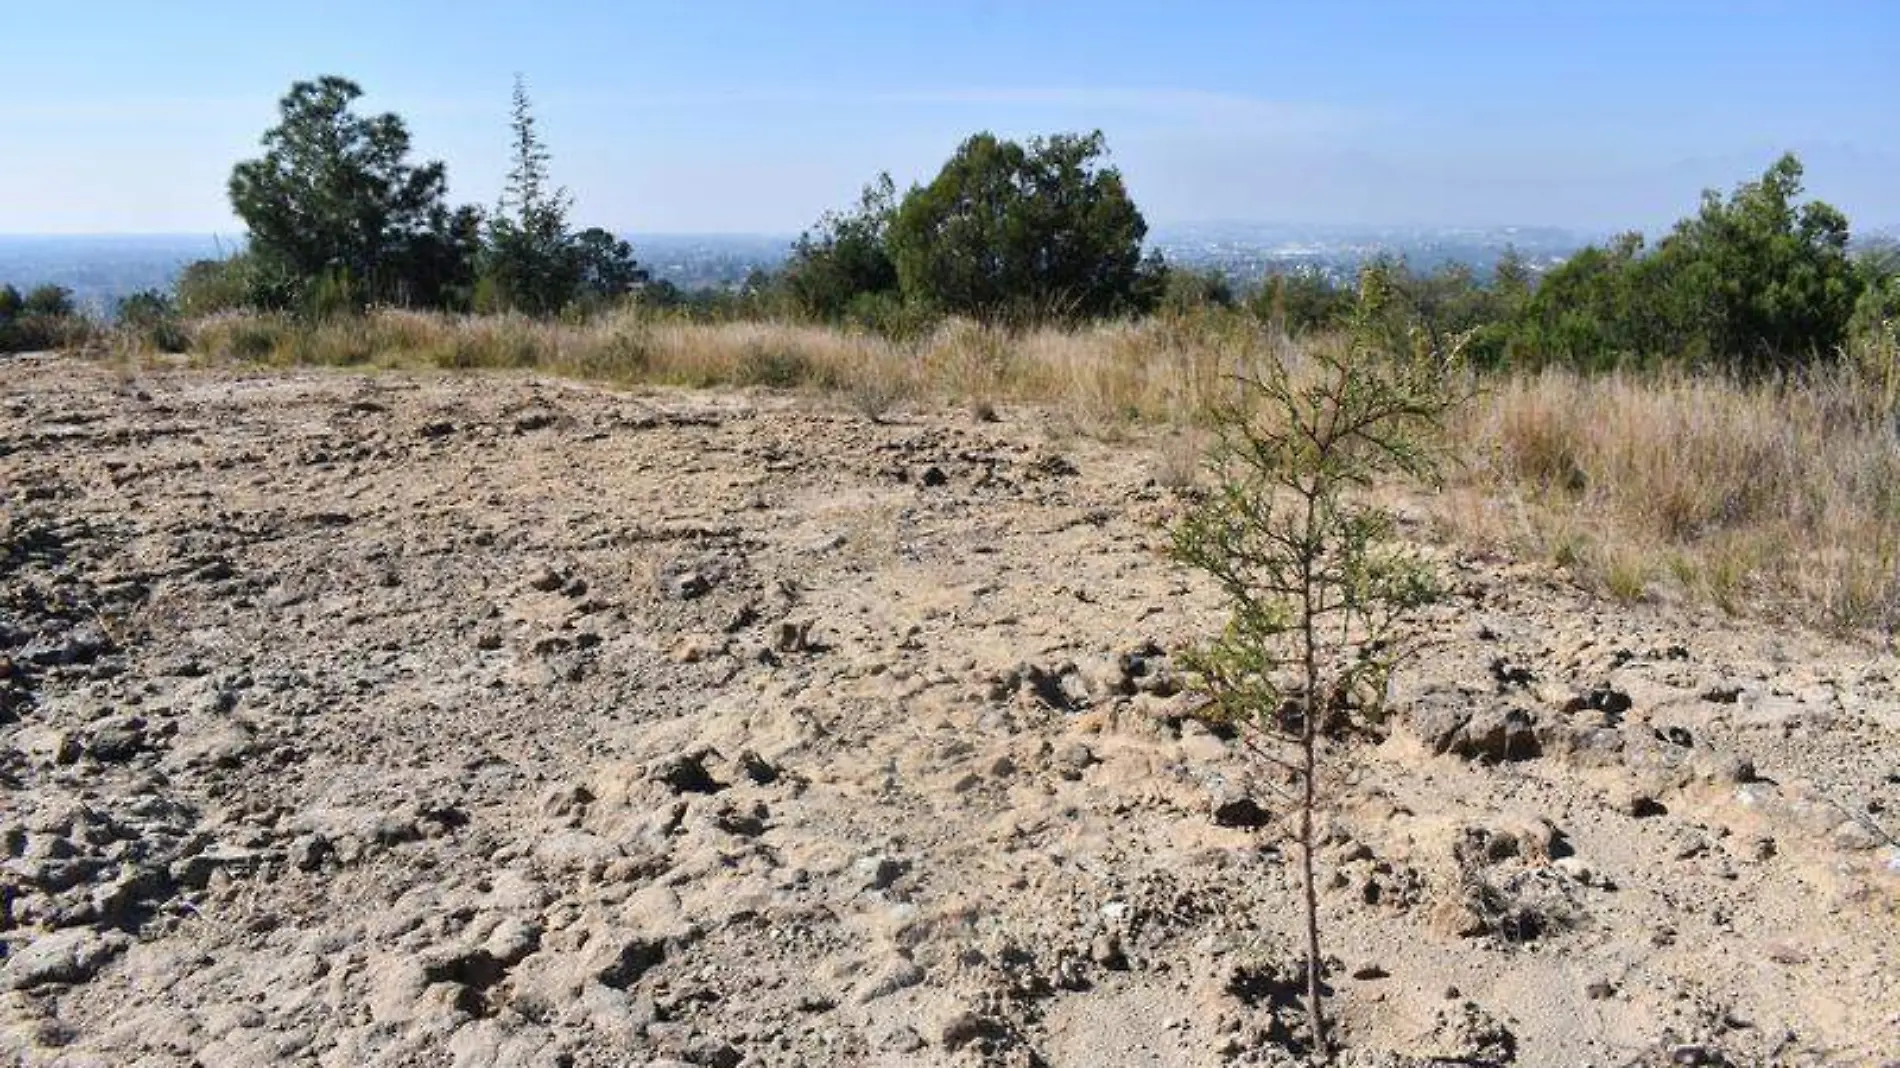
left=23, top=284, right=74, bottom=318
left=176, top=253, right=307, bottom=316
left=117, top=290, right=192, bottom=353
left=1248, top=271, right=1354, bottom=337
left=1848, top=271, right=1900, bottom=407
left=1160, top=268, right=1237, bottom=316
left=783, top=174, right=901, bottom=321
left=1, top=283, right=87, bottom=354
left=1507, top=154, right=1862, bottom=373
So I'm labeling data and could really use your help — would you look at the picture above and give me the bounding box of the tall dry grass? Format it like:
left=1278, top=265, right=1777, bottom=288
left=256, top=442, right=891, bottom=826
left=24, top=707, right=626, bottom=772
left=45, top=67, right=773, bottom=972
left=1444, top=367, right=1900, bottom=633
left=177, top=307, right=1900, bottom=634
left=187, top=307, right=1263, bottom=427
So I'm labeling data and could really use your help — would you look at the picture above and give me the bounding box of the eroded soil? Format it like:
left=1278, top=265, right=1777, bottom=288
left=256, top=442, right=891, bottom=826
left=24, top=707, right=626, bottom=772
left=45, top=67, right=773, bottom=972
left=2, top=355, right=1897, bottom=1067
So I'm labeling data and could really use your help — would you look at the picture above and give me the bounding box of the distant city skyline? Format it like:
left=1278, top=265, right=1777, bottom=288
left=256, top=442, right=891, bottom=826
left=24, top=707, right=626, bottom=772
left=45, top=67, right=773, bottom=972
left=4, top=2, right=1896, bottom=235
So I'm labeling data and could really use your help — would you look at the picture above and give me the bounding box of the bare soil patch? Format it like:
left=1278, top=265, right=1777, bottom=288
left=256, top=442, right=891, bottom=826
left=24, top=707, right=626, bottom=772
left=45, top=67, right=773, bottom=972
left=3, top=356, right=1896, bottom=1066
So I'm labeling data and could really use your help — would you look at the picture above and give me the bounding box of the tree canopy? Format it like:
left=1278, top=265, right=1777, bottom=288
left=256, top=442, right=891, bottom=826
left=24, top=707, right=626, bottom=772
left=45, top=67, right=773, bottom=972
left=1512, top=154, right=1862, bottom=371
left=886, top=131, right=1160, bottom=322
left=782, top=173, right=901, bottom=321
left=478, top=76, right=646, bottom=314
left=229, top=76, right=477, bottom=309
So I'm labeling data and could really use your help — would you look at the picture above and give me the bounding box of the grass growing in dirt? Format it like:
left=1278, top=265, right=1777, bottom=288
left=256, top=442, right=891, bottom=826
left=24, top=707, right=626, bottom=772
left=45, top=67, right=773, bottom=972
left=107, top=307, right=1900, bottom=635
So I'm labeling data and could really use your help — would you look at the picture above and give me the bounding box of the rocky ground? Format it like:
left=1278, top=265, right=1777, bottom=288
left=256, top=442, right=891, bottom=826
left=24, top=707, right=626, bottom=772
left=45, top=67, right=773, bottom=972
left=1, top=354, right=1897, bottom=1067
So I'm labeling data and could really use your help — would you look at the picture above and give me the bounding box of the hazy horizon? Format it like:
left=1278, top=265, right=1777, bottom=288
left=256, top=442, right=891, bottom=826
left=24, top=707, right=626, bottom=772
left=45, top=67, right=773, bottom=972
left=4, top=2, right=1896, bottom=236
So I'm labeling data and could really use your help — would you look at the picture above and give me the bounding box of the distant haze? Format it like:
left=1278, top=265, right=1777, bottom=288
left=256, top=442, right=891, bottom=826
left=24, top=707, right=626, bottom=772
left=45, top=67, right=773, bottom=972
left=2, top=3, right=1894, bottom=236
left=0, top=226, right=1611, bottom=312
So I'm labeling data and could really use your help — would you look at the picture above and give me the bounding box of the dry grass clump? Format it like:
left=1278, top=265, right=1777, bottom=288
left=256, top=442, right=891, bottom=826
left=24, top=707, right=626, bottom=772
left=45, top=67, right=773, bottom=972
left=1448, top=366, right=1900, bottom=632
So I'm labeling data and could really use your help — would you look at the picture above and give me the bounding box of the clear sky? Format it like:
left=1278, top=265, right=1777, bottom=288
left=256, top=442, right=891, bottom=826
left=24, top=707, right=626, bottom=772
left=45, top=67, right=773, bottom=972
left=3, top=1, right=1895, bottom=235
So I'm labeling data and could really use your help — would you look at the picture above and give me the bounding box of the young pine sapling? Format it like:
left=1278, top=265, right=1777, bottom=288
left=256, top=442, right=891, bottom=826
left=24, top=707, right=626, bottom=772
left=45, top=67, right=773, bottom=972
left=1172, top=274, right=1456, bottom=1059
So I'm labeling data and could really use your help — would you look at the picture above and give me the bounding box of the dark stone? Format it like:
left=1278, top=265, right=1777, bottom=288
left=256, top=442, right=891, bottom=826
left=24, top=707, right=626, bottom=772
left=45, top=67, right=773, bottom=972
left=1212, top=795, right=1272, bottom=829
left=596, top=937, right=667, bottom=990
left=651, top=749, right=726, bottom=795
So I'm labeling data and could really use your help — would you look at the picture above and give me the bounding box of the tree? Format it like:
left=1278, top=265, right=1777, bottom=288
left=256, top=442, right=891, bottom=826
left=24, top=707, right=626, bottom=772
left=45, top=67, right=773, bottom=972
left=1653, top=153, right=1861, bottom=368
left=1250, top=271, right=1353, bottom=337
left=886, top=131, right=1160, bottom=322
left=480, top=75, right=582, bottom=315
left=229, top=76, right=473, bottom=309
left=572, top=227, right=648, bottom=301
left=783, top=173, right=901, bottom=321
left=1171, top=273, right=1453, bottom=1060
left=0, top=283, right=83, bottom=354
left=1508, top=154, right=1862, bottom=372
left=117, top=290, right=190, bottom=353
left=1849, top=253, right=1900, bottom=408
left=23, top=284, right=74, bottom=318
left=1160, top=267, right=1238, bottom=315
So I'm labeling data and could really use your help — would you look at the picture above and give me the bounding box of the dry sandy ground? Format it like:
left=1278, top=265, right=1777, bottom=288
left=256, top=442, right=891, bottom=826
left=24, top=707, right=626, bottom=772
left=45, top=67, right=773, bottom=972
left=2, top=354, right=1897, bottom=1067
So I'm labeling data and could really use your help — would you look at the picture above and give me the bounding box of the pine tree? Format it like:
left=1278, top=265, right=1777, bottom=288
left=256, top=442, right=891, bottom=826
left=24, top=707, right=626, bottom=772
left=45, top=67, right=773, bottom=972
left=481, top=75, right=580, bottom=315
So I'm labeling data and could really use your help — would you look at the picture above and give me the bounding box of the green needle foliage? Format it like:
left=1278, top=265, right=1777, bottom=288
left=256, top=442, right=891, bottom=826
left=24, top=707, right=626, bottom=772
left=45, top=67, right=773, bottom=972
left=1171, top=270, right=1457, bottom=1060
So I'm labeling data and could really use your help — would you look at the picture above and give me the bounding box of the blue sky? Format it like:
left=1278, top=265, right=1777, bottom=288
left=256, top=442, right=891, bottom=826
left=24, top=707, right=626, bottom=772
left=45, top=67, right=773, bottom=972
left=3, top=1, right=1895, bottom=234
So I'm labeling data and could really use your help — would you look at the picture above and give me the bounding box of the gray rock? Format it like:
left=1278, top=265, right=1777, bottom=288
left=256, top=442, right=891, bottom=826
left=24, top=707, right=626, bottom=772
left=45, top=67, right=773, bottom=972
left=19, top=624, right=111, bottom=667
left=852, top=855, right=908, bottom=892
left=936, top=1008, right=1000, bottom=1051
left=3, top=928, right=130, bottom=990
left=879, top=1025, right=925, bottom=1053
left=85, top=717, right=150, bottom=762
left=852, top=956, right=925, bottom=1003
left=1210, top=793, right=1272, bottom=829
left=649, top=749, right=726, bottom=795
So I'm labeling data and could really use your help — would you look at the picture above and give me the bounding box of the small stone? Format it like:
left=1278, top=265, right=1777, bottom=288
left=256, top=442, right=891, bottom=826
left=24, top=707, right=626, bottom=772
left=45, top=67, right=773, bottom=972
left=1090, top=933, right=1127, bottom=969
left=918, top=465, right=949, bottom=488
left=853, top=957, right=925, bottom=1003
left=684, top=1037, right=742, bottom=1068
left=880, top=1025, right=925, bottom=1053
left=852, top=855, right=907, bottom=892
left=1764, top=941, right=1809, bottom=965
left=774, top=620, right=814, bottom=654
left=936, top=1009, right=997, bottom=1051
left=1553, top=856, right=1599, bottom=887
left=649, top=749, right=725, bottom=795
left=660, top=570, right=712, bottom=601
left=86, top=717, right=150, bottom=762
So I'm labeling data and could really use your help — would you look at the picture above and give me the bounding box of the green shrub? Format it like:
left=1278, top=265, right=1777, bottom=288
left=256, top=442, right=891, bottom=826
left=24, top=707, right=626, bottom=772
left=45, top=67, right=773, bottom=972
left=117, top=290, right=191, bottom=353
left=22, top=284, right=74, bottom=318
left=0, top=284, right=89, bottom=354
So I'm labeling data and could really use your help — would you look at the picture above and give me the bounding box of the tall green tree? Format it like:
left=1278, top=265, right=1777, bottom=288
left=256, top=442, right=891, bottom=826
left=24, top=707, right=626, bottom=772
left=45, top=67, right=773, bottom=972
left=783, top=173, right=900, bottom=321
left=572, top=227, right=648, bottom=301
left=1653, top=153, right=1860, bottom=367
left=480, top=75, right=582, bottom=315
left=886, top=131, right=1161, bottom=322
left=229, top=76, right=474, bottom=309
